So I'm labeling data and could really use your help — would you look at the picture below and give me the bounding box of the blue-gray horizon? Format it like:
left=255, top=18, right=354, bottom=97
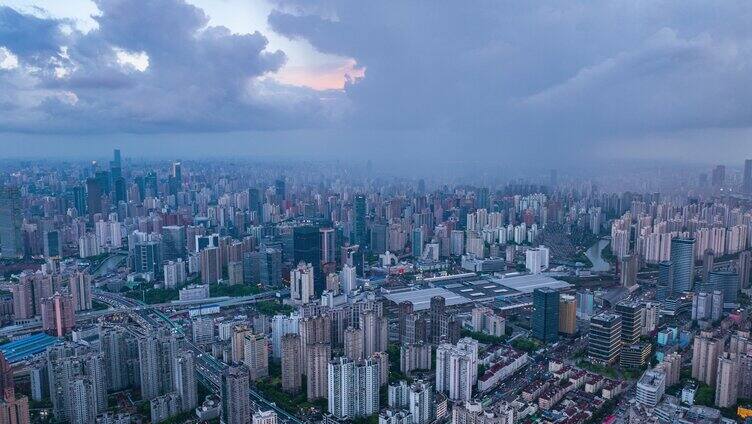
left=0, top=0, right=751, bottom=165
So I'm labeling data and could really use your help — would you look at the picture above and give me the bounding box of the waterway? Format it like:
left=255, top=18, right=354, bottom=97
left=585, top=238, right=611, bottom=272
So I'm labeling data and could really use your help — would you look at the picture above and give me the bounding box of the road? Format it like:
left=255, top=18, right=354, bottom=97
left=94, top=289, right=302, bottom=424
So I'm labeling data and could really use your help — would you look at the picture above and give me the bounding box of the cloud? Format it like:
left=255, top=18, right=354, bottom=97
left=0, top=0, right=343, bottom=133
left=268, top=0, right=752, bottom=158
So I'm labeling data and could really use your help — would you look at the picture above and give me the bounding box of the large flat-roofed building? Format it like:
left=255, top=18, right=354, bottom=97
left=384, top=273, right=571, bottom=311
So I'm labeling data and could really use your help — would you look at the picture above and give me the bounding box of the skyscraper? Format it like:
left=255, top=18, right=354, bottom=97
left=657, top=261, right=673, bottom=300
left=430, top=296, right=447, bottom=344
left=588, top=313, right=622, bottom=365
left=744, top=159, right=752, bottom=194
left=290, top=262, right=315, bottom=305
left=293, top=226, right=321, bottom=293
left=709, top=270, right=739, bottom=304
left=412, top=227, right=423, bottom=258
left=360, top=310, right=387, bottom=357
left=99, top=326, right=140, bottom=392
left=172, top=350, right=197, bottom=413
left=200, top=247, right=220, bottom=284
left=558, top=294, right=576, bottom=335
left=138, top=329, right=179, bottom=400
left=352, top=195, right=367, bottom=246
left=243, top=333, right=269, bottom=381
left=0, top=187, right=23, bottom=258
left=281, top=334, right=302, bottom=394
left=328, top=357, right=380, bottom=419
left=221, top=365, right=251, bottom=424
left=320, top=227, right=336, bottom=265
left=161, top=225, right=187, bottom=262
left=306, top=343, right=331, bottom=401
left=85, top=177, right=102, bottom=217
left=69, top=271, right=92, bottom=312
left=670, top=238, right=695, bottom=293
left=691, top=332, right=721, bottom=386
left=40, top=293, right=75, bottom=337
left=435, top=338, right=478, bottom=401
left=532, top=288, right=559, bottom=343
left=715, top=352, right=739, bottom=408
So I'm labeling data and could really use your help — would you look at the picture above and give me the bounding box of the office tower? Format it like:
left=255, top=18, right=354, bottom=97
left=738, top=250, right=751, bottom=290
left=320, top=227, right=336, bottom=265
left=173, top=350, right=197, bottom=413
left=281, top=334, right=302, bottom=394
left=290, top=262, right=315, bottom=305
left=0, top=187, right=23, bottom=258
left=702, top=249, right=715, bottom=283
left=69, top=271, right=92, bottom=311
left=99, top=326, right=140, bottom=392
left=161, top=226, right=187, bottom=262
left=40, top=293, right=75, bottom=337
left=221, top=365, right=251, bottom=424
left=248, top=188, right=262, bottom=222
left=532, top=288, right=559, bottom=344
left=200, top=247, right=221, bottom=284
left=575, top=290, right=594, bottom=318
left=744, top=159, right=752, bottom=194
left=588, top=313, right=622, bottom=365
left=715, top=353, right=739, bottom=408
left=430, top=296, right=447, bottom=344
left=615, top=301, right=643, bottom=346
left=709, top=270, right=739, bottom=304
left=306, top=343, right=331, bottom=401
left=656, top=261, right=673, bottom=301
left=619, top=255, right=638, bottom=287
left=344, top=326, right=364, bottom=360
left=144, top=171, right=158, bottom=197
left=328, top=357, right=380, bottom=419
left=243, top=333, right=268, bottom=381
left=43, top=230, right=62, bottom=258
left=361, top=310, right=388, bottom=357
left=558, top=294, right=576, bottom=335
left=370, top=223, right=388, bottom=254
left=46, top=344, right=107, bottom=423
left=409, top=380, right=435, bottom=424
left=435, top=338, right=478, bottom=401
left=85, top=177, right=103, bottom=217
left=138, top=329, right=179, bottom=400
left=398, top=301, right=414, bottom=343
left=252, top=410, right=278, bottom=424
left=692, top=332, right=722, bottom=386
left=293, top=225, right=322, bottom=292
left=670, top=238, right=695, bottom=293
left=274, top=178, right=286, bottom=202
left=711, top=165, right=726, bottom=187
left=635, top=370, right=666, bottom=407
left=133, top=241, right=162, bottom=276
left=271, top=313, right=300, bottom=359
left=352, top=195, right=367, bottom=246
left=412, top=227, right=423, bottom=258
left=400, top=343, right=432, bottom=374
left=244, top=248, right=282, bottom=288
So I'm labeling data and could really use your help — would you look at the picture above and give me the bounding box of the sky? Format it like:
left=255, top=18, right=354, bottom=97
left=0, top=0, right=751, bottom=167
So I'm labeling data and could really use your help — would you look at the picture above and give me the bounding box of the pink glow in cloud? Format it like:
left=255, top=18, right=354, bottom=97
left=275, top=58, right=365, bottom=90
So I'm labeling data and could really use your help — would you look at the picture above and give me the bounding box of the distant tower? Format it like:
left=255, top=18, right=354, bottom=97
left=0, top=187, right=23, bottom=258
left=532, top=288, right=559, bottom=344
left=670, top=238, right=695, bottom=294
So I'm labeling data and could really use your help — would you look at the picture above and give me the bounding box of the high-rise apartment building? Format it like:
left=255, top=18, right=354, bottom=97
left=327, top=357, right=380, bottom=419
left=173, top=350, right=197, bottom=413
left=291, top=262, right=315, bottom=305
left=69, top=271, right=92, bottom=312
left=692, top=332, right=722, bottom=386
left=281, top=334, right=302, bottom=394
left=138, top=329, right=180, bottom=400
left=436, top=338, right=478, bottom=401
left=360, top=310, right=388, bottom=357
left=40, top=293, right=75, bottom=337
left=306, top=343, right=331, bottom=401
left=430, top=296, right=447, bottom=344
left=715, top=352, right=739, bottom=408
left=221, top=365, right=251, bottom=424
left=200, top=247, right=221, bottom=284
left=243, top=333, right=269, bottom=381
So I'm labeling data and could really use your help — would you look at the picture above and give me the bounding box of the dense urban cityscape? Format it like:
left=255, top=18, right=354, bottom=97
left=0, top=151, right=749, bottom=424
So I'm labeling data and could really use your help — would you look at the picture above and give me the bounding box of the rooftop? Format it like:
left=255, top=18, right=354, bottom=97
left=0, top=333, right=62, bottom=363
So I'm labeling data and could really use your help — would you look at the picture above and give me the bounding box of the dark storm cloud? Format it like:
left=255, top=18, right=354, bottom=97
left=0, top=0, right=339, bottom=133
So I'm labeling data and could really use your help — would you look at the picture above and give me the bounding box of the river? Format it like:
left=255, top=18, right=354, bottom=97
left=585, top=239, right=611, bottom=272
